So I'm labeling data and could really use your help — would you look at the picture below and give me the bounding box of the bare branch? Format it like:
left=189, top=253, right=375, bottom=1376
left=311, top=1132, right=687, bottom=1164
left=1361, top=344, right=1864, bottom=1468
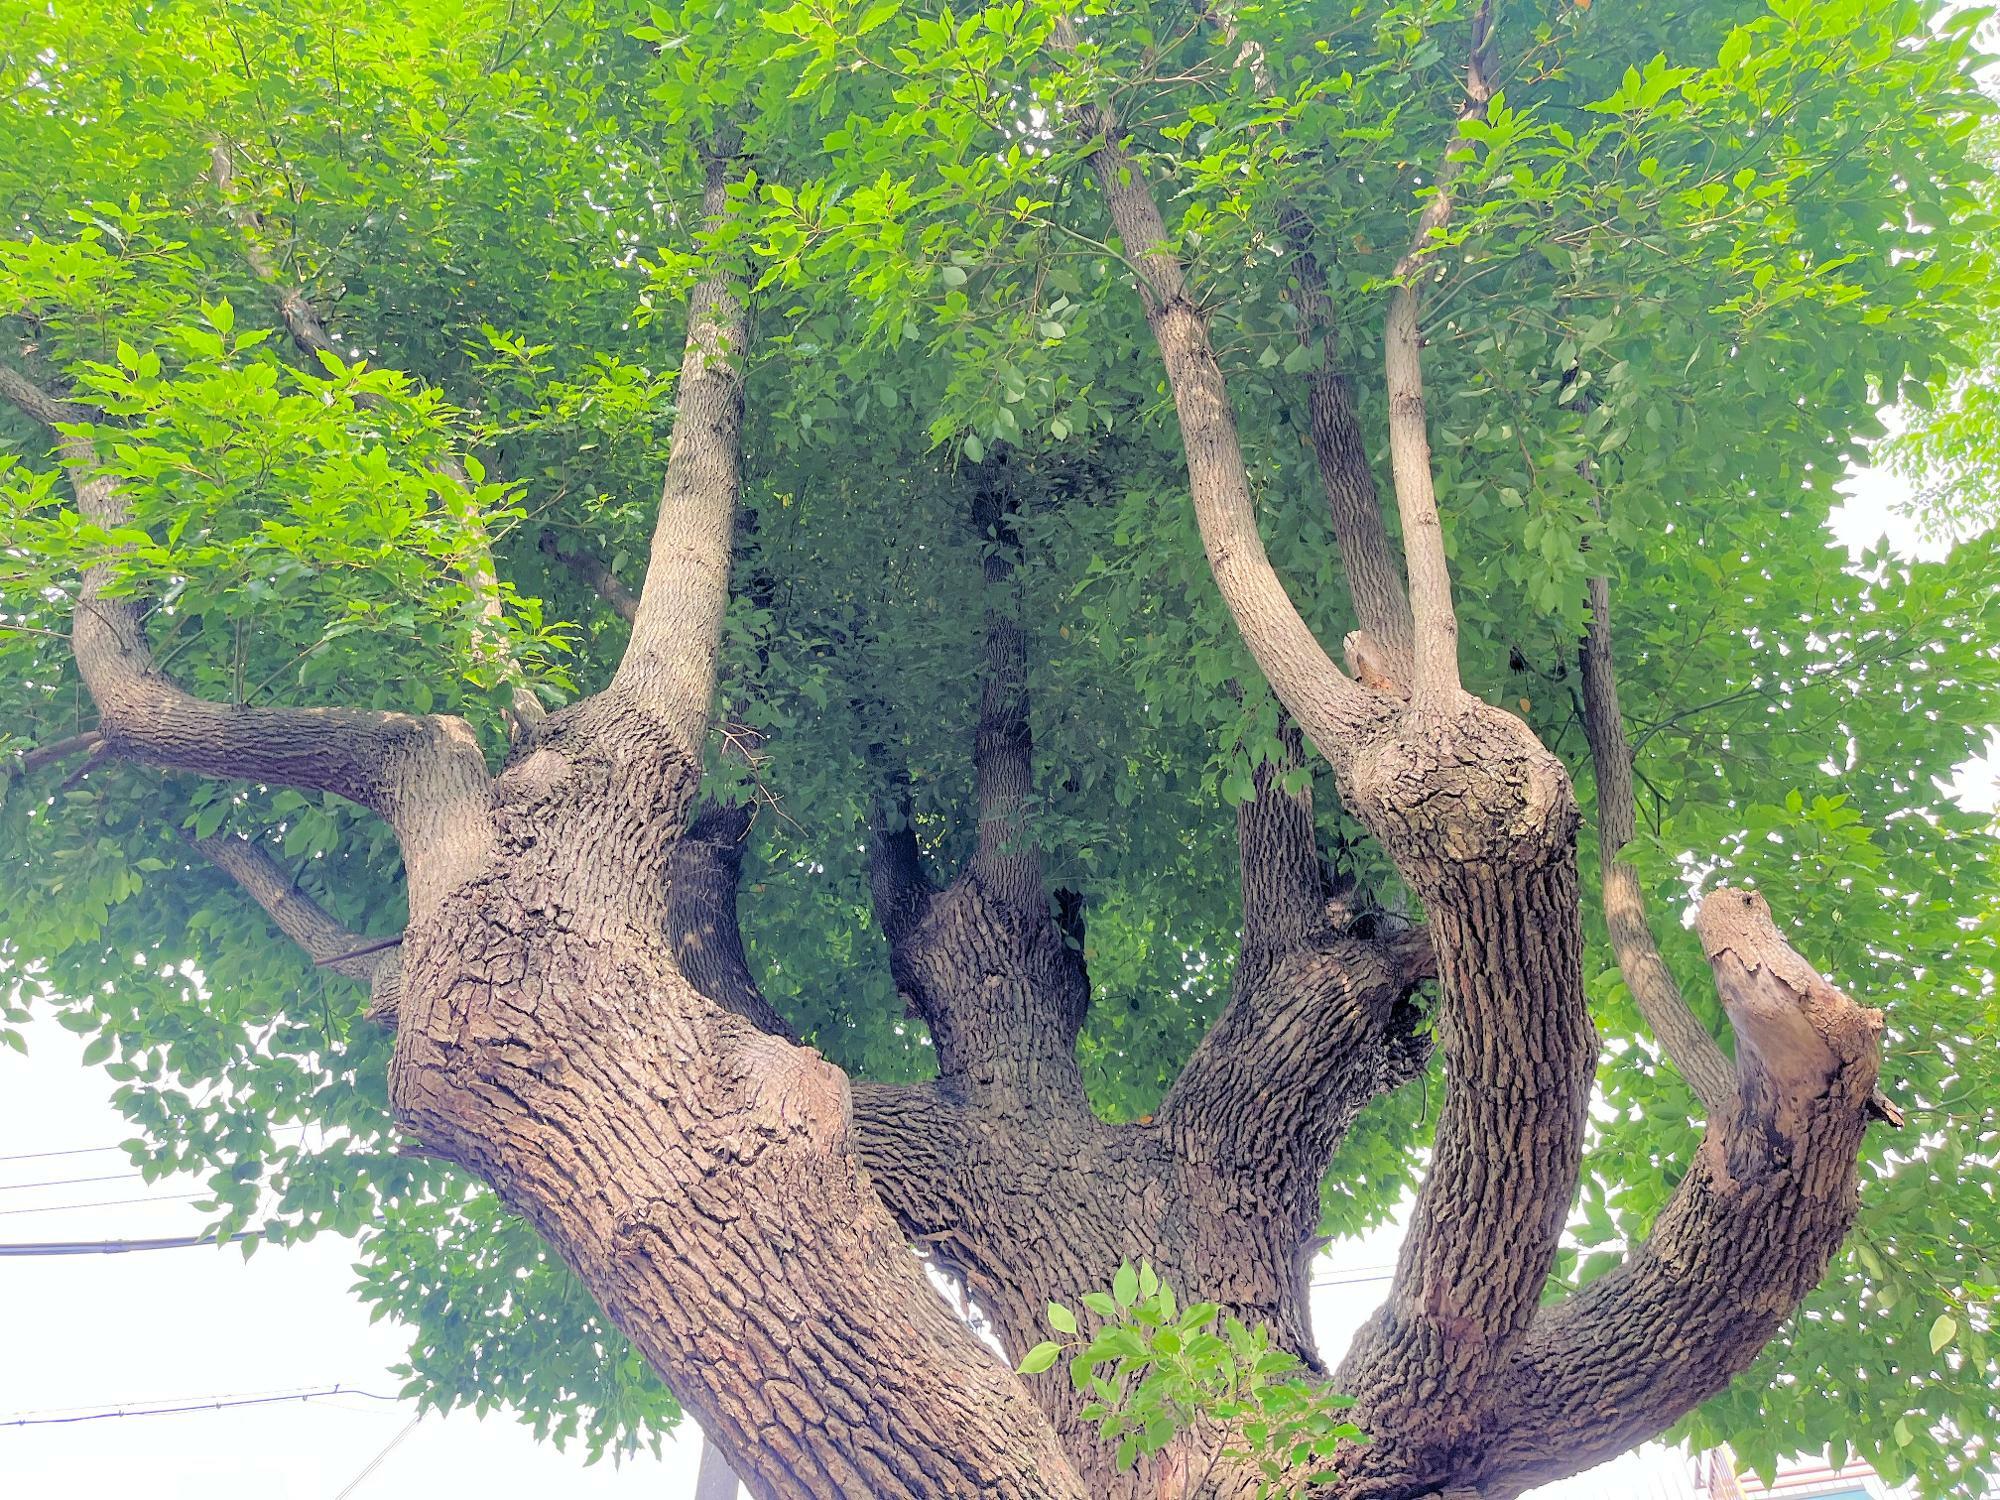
left=188, top=830, right=390, bottom=981
left=1233, top=715, right=1328, bottom=954
left=10, top=729, right=103, bottom=776
left=668, top=791, right=794, bottom=1038
left=538, top=529, right=640, bottom=624
left=210, top=141, right=546, bottom=744
left=608, top=134, right=751, bottom=758
left=1381, top=0, right=1495, bottom=705
left=1580, top=572, right=1737, bottom=1116
left=967, top=456, right=1043, bottom=912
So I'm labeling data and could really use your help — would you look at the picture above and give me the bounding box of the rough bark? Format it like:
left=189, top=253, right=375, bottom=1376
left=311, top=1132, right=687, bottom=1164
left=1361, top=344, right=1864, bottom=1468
left=1462, top=889, right=1885, bottom=1500
left=8, top=31, right=1901, bottom=1499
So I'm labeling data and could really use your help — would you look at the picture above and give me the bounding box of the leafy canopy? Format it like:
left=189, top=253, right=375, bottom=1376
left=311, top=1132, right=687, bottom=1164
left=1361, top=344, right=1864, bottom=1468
left=0, top=0, right=1995, bottom=1490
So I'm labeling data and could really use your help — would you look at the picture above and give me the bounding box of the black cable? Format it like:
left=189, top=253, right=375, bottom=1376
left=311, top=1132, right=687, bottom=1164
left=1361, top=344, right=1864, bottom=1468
left=3, top=1385, right=401, bottom=1427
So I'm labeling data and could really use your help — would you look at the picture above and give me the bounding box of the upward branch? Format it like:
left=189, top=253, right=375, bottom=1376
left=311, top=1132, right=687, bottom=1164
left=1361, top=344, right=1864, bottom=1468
left=1580, top=571, right=1738, bottom=1115
left=608, top=136, right=750, bottom=759
left=1380, top=0, right=1494, bottom=706
left=967, top=455, right=1043, bottom=912
left=1195, top=0, right=1415, bottom=667
left=1051, top=17, right=1390, bottom=769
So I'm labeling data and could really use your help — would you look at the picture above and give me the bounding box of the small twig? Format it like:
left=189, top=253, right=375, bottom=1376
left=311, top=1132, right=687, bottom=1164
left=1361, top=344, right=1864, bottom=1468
left=56, top=740, right=109, bottom=792
left=13, top=729, right=102, bottom=774
left=314, top=934, right=403, bottom=968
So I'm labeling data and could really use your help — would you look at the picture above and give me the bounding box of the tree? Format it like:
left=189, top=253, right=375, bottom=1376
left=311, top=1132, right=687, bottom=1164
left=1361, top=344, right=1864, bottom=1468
left=1, top=0, right=1995, bottom=1497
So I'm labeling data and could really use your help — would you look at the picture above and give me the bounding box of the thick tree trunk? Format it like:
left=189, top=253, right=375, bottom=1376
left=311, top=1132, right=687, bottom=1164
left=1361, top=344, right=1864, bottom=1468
left=389, top=718, right=1084, bottom=1500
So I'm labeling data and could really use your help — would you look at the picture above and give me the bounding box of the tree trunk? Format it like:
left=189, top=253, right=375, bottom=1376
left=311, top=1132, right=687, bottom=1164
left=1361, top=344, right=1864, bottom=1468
left=388, top=718, right=1086, bottom=1500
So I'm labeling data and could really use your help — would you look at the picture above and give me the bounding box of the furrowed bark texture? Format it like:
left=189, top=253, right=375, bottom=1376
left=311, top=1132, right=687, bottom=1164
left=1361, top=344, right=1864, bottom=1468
left=13, top=27, right=1894, bottom=1496
left=12, top=153, right=1094, bottom=1498
left=381, top=140, right=1093, bottom=1500
left=655, top=473, right=1434, bottom=1492
left=1055, top=11, right=1883, bottom=1497
left=391, top=723, right=1082, bottom=1499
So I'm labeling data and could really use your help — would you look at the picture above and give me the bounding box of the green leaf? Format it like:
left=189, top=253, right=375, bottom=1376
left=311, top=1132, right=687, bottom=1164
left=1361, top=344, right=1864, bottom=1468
left=1016, top=1341, right=1061, bottom=1376
left=1112, top=1261, right=1138, bottom=1308
left=1930, top=1314, right=1957, bottom=1354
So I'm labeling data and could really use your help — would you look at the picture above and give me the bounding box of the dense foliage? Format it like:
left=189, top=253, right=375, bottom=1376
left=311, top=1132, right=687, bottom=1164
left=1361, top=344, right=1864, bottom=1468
left=1, top=0, right=1995, bottom=1490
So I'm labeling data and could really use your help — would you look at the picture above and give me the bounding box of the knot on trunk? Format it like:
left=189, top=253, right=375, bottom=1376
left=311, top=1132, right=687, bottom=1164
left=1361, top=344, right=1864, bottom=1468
left=1343, top=699, right=1577, bottom=891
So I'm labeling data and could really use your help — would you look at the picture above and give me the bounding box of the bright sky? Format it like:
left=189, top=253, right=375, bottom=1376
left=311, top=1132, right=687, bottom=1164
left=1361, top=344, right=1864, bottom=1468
left=2, top=464, right=1990, bottom=1499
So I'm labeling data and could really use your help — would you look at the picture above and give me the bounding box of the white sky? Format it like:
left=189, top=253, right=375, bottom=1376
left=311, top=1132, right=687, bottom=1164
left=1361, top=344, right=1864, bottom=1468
left=1, top=464, right=1989, bottom=1498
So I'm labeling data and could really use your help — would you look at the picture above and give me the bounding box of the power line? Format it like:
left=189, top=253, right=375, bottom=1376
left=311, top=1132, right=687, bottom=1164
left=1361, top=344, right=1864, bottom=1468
left=0, top=1171, right=140, bottom=1193
left=332, top=1412, right=425, bottom=1499
left=0, top=1123, right=311, bottom=1164
left=0, top=1190, right=204, bottom=1218
left=3, top=1384, right=400, bottom=1428
left=0, top=1142, right=135, bottom=1164
left=0, top=1232, right=259, bottom=1256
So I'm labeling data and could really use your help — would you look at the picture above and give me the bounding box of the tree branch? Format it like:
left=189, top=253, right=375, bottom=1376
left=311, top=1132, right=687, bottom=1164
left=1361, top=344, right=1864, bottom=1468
left=1052, top=16, right=1392, bottom=769
left=188, top=830, right=404, bottom=1020
left=668, top=791, right=793, bottom=1038
left=1380, top=0, right=1494, bottom=706
left=967, top=455, right=1043, bottom=913
left=1194, top=0, right=1415, bottom=668
left=1234, top=715, right=1329, bottom=954
left=1580, top=571, right=1738, bottom=1116
left=1469, top=888, right=1887, bottom=1499
left=9, top=729, right=103, bottom=776
left=607, top=134, right=751, bottom=759
left=210, top=141, right=546, bottom=745
left=538, top=529, right=640, bottom=624
left=1164, top=720, right=1435, bottom=1241
left=0, top=357, right=474, bottom=825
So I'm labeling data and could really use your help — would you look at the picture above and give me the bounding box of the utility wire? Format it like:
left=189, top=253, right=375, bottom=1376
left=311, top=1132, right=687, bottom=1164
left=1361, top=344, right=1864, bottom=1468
left=3, top=1384, right=400, bottom=1427
left=0, top=1171, right=140, bottom=1193
left=0, top=1142, right=135, bottom=1163
left=0, top=1190, right=204, bottom=1218
left=0, top=1232, right=258, bottom=1256
left=331, top=1412, right=425, bottom=1499
left=0, top=1123, right=310, bottom=1164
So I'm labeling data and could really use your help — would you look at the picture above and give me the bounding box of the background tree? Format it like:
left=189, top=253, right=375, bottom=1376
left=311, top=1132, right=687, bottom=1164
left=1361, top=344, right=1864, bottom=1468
left=1, top=1, right=1995, bottom=1497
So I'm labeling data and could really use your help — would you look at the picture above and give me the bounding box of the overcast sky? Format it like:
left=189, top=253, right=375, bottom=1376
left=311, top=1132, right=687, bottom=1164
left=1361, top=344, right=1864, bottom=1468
left=2, top=466, right=1989, bottom=1499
